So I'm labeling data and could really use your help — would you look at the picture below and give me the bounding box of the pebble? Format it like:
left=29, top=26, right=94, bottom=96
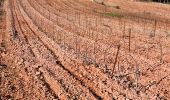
left=36, top=71, right=40, bottom=75
left=18, top=58, right=24, bottom=65
left=0, top=63, right=7, bottom=69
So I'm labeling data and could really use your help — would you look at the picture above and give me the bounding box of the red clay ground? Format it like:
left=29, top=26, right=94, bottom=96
left=0, top=0, right=170, bottom=100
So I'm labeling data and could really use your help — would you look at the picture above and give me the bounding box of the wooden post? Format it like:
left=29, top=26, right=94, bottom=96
left=143, top=11, right=146, bottom=34
left=159, top=37, right=163, bottom=64
left=112, top=45, right=121, bottom=76
left=153, top=20, right=157, bottom=37
left=53, top=24, right=55, bottom=34
left=48, top=10, right=50, bottom=20
left=67, top=10, right=68, bottom=20
left=85, top=14, right=88, bottom=28
left=123, top=21, right=126, bottom=38
left=75, top=36, right=78, bottom=59
left=135, top=63, right=140, bottom=94
left=129, top=28, right=131, bottom=52
left=85, top=43, right=88, bottom=63
left=146, top=40, right=149, bottom=59
left=78, top=12, right=80, bottom=25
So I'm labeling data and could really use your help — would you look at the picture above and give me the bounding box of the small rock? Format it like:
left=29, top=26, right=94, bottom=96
left=18, top=58, right=24, bottom=65
left=40, top=76, right=43, bottom=79
left=9, top=85, right=16, bottom=92
left=0, top=63, right=7, bottom=69
left=36, top=71, right=40, bottom=75
left=93, top=0, right=103, bottom=4
left=0, top=95, right=2, bottom=100
left=1, top=52, right=6, bottom=57
left=5, top=95, right=13, bottom=100
left=103, top=1, right=120, bottom=8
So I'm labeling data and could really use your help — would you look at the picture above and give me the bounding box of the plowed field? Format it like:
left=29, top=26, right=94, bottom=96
left=0, top=0, right=170, bottom=99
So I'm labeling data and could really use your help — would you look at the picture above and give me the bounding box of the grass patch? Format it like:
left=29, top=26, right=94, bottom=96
left=103, top=12, right=123, bottom=18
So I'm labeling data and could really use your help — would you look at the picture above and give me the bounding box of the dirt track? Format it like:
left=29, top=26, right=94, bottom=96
left=0, top=0, right=170, bottom=99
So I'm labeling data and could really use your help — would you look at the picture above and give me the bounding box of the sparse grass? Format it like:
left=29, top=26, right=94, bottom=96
left=103, top=12, right=123, bottom=18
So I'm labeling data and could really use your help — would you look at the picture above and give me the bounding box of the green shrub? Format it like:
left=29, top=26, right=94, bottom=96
left=103, top=12, right=123, bottom=18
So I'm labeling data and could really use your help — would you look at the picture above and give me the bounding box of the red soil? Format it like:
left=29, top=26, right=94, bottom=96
left=0, top=0, right=170, bottom=99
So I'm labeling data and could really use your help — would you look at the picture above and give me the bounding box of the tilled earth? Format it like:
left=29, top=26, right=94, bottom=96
left=0, top=0, right=170, bottom=100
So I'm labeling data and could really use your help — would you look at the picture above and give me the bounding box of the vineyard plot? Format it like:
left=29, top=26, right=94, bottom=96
left=0, top=0, right=170, bottom=99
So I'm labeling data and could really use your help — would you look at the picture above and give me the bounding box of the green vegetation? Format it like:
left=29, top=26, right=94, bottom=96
left=103, top=12, right=123, bottom=18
